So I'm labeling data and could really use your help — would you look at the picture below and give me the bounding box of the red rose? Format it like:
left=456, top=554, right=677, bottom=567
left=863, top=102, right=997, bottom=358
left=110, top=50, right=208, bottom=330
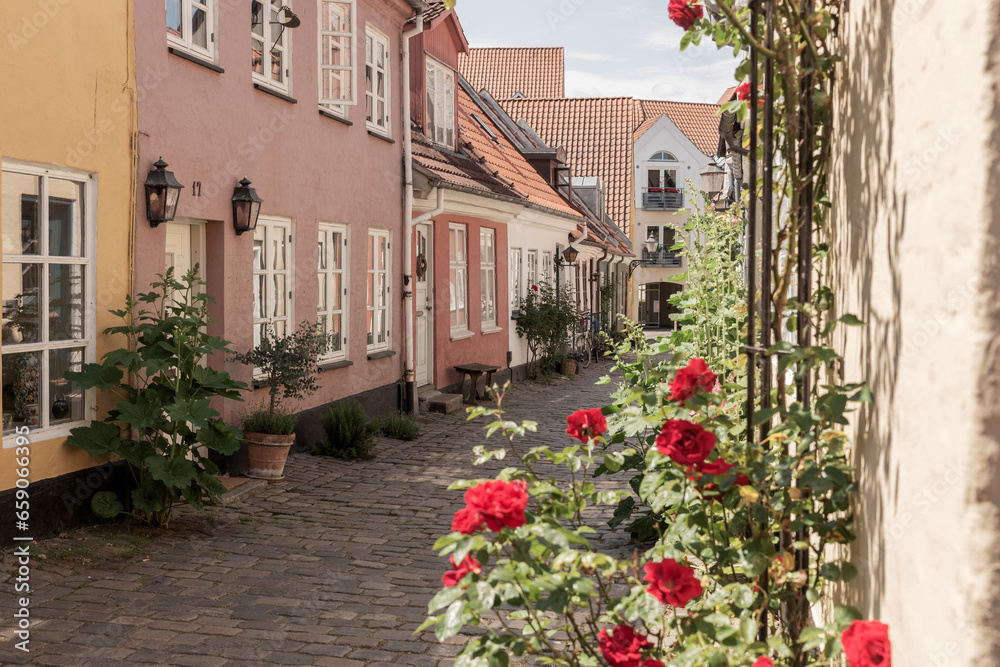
left=597, top=624, right=650, bottom=667
left=532, top=284, right=539, bottom=291
left=735, top=81, right=751, bottom=101
left=690, top=458, right=750, bottom=493
left=643, top=559, right=703, bottom=607
left=668, top=0, right=703, bottom=30
left=442, top=553, right=482, bottom=587
left=669, top=358, right=717, bottom=403
left=641, top=661, right=663, bottom=667
left=655, top=420, right=716, bottom=465
left=451, top=507, right=485, bottom=534
left=464, top=479, right=529, bottom=531
left=842, top=620, right=891, bottom=667
left=566, top=408, right=607, bottom=442
left=752, top=658, right=776, bottom=667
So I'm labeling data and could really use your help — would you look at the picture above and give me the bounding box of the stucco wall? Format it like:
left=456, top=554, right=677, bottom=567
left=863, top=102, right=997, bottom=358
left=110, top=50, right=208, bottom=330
left=0, top=0, right=135, bottom=489
left=132, top=0, right=414, bottom=423
left=830, top=0, right=1000, bottom=662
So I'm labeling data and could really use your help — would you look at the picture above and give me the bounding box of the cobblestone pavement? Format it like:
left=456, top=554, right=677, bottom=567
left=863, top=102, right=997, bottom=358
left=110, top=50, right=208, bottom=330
left=1, top=360, right=637, bottom=666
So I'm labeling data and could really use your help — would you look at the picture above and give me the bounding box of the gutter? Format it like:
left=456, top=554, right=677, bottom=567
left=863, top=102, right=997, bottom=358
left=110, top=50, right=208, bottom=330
left=402, top=5, right=426, bottom=414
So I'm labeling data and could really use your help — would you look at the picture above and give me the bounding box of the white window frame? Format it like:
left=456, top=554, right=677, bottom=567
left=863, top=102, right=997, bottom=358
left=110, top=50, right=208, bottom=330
left=365, top=26, right=391, bottom=136
left=252, top=0, right=293, bottom=94
left=318, top=0, right=357, bottom=117
left=317, top=223, right=348, bottom=363
left=1, top=161, right=97, bottom=446
left=480, top=229, right=497, bottom=331
left=426, top=56, right=455, bottom=149
left=542, top=251, right=553, bottom=287
left=449, top=224, right=470, bottom=336
left=167, top=0, right=217, bottom=62
left=509, top=247, right=522, bottom=314
left=366, top=228, right=391, bottom=353
left=526, top=249, right=538, bottom=294
left=252, top=217, right=293, bottom=377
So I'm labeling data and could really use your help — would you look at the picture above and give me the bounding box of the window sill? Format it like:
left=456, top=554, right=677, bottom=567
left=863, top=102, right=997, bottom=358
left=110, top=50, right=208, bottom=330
left=480, top=325, right=503, bottom=336
left=253, top=83, right=297, bottom=104
left=318, top=359, right=353, bottom=372
left=3, top=422, right=86, bottom=449
left=450, top=329, right=474, bottom=341
left=168, top=46, right=224, bottom=73
left=320, top=108, right=352, bottom=125
left=251, top=377, right=272, bottom=390
left=368, top=129, right=395, bottom=144
left=510, top=311, right=522, bottom=320
left=367, top=349, right=396, bottom=361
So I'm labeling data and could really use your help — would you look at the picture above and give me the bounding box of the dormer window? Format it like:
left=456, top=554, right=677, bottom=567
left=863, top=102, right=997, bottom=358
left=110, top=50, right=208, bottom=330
left=426, top=56, right=455, bottom=149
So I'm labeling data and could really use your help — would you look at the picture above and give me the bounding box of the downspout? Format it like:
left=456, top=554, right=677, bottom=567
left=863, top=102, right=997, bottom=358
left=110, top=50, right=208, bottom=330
left=402, top=7, right=425, bottom=414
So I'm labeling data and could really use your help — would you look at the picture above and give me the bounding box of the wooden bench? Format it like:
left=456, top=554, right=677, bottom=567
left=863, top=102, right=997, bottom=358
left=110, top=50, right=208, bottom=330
left=454, top=363, right=501, bottom=404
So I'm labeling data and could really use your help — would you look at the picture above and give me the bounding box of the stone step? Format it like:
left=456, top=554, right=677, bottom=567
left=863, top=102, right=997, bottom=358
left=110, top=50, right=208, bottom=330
left=426, top=393, right=464, bottom=414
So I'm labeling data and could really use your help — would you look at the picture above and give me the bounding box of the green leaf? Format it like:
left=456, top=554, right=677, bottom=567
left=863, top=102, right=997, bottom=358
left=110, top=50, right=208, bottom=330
left=91, top=491, right=124, bottom=519
left=145, top=455, right=198, bottom=489
left=165, top=396, right=216, bottom=428
left=607, top=496, right=635, bottom=529
left=66, top=421, right=122, bottom=456
left=181, top=483, right=204, bottom=512
left=840, top=561, right=859, bottom=582
left=196, top=421, right=242, bottom=455
left=834, top=605, right=863, bottom=627
left=117, top=439, right=156, bottom=467
left=65, top=363, right=124, bottom=391
left=467, top=582, right=496, bottom=613
left=838, top=314, right=866, bottom=326
left=730, top=584, right=754, bottom=609
left=740, top=614, right=757, bottom=644
left=132, top=480, right=168, bottom=514
left=117, top=396, right=163, bottom=430
left=428, top=585, right=465, bottom=613
left=197, top=471, right=227, bottom=501
left=435, top=600, right=466, bottom=642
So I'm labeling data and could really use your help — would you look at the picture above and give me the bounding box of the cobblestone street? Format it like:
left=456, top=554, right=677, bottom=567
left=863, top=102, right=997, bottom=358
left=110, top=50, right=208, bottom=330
left=1, top=362, right=630, bottom=666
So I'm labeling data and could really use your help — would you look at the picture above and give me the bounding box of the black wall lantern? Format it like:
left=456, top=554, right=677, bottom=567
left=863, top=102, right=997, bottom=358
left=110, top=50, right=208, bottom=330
left=232, top=177, right=263, bottom=235
left=144, top=158, right=184, bottom=226
left=562, top=244, right=579, bottom=264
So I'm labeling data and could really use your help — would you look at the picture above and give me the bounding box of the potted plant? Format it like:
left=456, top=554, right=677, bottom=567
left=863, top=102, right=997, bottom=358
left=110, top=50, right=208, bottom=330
left=231, top=321, right=332, bottom=481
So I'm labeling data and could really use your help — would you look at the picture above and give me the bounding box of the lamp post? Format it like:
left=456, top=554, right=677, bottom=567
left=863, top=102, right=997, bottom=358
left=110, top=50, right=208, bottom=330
left=627, top=234, right=660, bottom=279
left=143, top=158, right=184, bottom=227
left=232, top=177, right=263, bottom=236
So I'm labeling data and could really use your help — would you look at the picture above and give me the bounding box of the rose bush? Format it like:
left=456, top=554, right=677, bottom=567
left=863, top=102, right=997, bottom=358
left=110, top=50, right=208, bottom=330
left=842, top=620, right=891, bottom=667
left=668, top=0, right=703, bottom=31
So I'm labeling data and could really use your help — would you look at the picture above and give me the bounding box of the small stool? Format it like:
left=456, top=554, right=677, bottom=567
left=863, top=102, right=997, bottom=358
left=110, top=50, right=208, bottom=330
left=453, top=363, right=501, bottom=404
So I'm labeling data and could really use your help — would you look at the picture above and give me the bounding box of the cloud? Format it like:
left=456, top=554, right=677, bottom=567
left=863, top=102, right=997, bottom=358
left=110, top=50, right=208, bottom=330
left=566, top=50, right=619, bottom=62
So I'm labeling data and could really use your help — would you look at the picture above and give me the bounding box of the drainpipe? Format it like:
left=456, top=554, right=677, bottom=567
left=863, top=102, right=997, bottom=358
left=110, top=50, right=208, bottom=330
left=402, top=7, right=424, bottom=414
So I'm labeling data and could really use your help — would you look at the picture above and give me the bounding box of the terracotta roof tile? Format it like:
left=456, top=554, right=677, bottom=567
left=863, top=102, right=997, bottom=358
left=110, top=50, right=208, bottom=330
left=458, top=47, right=565, bottom=99
left=500, top=97, right=636, bottom=235
left=634, top=99, right=721, bottom=156
left=718, top=86, right=737, bottom=104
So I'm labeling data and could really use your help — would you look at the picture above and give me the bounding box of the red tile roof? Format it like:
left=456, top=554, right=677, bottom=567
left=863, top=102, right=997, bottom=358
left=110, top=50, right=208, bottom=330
left=458, top=47, right=565, bottom=99
left=500, top=97, right=638, bottom=235
left=412, top=88, right=582, bottom=220
left=634, top=99, right=721, bottom=156
left=718, top=86, right=737, bottom=104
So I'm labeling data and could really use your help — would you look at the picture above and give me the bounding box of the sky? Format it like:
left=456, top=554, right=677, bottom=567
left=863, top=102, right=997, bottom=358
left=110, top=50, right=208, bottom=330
left=451, top=0, right=741, bottom=104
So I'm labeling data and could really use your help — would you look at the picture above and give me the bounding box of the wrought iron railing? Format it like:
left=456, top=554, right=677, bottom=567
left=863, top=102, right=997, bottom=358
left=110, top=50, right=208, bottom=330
left=641, top=188, right=683, bottom=210
left=641, top=248, right=682, bottom=267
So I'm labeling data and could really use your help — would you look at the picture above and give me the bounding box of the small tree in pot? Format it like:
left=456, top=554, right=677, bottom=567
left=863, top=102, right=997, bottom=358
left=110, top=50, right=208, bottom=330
left=231, top=321, right=332, bottom=481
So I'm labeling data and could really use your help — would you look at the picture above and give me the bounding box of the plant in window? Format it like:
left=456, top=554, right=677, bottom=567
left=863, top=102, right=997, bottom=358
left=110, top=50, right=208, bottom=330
left=231, top=321, right=333, bottom=480
left=65, top=268, right=246, bottom=528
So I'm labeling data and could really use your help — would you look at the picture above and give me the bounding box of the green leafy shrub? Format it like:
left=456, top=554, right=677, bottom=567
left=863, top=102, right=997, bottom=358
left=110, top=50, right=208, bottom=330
left=378, top=412, right=420, bottom=441
left=311, top=401, right=378, bottom=459
left=239, top=404, right=298, bottom=435
left=65, top=268, right=246, bottom=527
left=514, top=282, right=577, bottom=376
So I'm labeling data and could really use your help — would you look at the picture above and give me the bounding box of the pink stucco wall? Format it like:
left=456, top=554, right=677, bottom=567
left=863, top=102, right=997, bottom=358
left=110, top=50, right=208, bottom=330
left=428, top=214, right=509, bottom=391
left=133, top=0, right=414, bottom=422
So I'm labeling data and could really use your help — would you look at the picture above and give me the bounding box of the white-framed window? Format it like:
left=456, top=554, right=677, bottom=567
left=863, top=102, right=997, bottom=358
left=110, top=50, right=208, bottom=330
left=318, top=0, right=356, bottom=116
left=542, top=251, right=553, bottom=287
left=509, top=247, right=522, bottom=314
left=253, top=217, right=293, bottom=366
left=1, top=162, right=96, bottom=442
left=318, top=224, right=348, bottom=362
left=480, top=229, right=496, bottom=329
left=366, top=229, right=390, bottom=352
left=252, top=0, right=292, bottom=94
left=526, top=249, right=538, bottom=293
left=426, top=56, right=455, bottom=148
left=365, top=27, right=390, bottom=135
left=449, top=224, right=468, bottom=333
left=167, top=0, right=216, bottom=61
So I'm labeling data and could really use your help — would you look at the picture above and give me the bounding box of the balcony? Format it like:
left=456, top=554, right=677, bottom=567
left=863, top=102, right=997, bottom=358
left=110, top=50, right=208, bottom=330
left=641, top=188, right=683, bottom=210
left=641, top=248, right=682, bottom=268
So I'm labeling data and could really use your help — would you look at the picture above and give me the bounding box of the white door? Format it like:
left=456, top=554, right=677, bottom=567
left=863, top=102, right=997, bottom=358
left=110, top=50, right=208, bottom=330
left=415, top=223, right=434, bottom=387
left=165, top=220, right=206, bottom=284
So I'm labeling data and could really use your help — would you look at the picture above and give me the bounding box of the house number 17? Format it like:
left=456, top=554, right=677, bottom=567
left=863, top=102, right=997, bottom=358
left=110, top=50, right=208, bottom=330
left=192, top=181, right=202, bottom=196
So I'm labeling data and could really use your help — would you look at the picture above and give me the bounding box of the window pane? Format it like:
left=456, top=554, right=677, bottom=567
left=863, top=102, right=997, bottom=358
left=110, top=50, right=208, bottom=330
left=254, top=275, right=266, bottom=319
left=322, top=1, right=351, bottom=32
left=252, top=38, right=265, bottom=74
left=2, top=351, right=40, bottom=433
left=378, top=236, right=387, bottom=270
left=367, top=272, right=374, bottom=308
left=253, top=228, right=266, bottom=269
left=331, top=232, right=342, bottom=269
left=318, top=234, right=327, bottom=270
left=2, top=263, right=41, bottom=344
left=271, top=48, right=283, bottom=83
left=2, top=172, right=40, bottom=255
left=49, top=178, right=84, bottom=257
left=49, top=264, right=85, bottom=341
left=331, top=272, right=341, bottom=310
left=273, top=318, right=287, bottom=338
left=270, top=5, right=283, bottom=43
left=318, top=273, right=327, bottom=312
left=167, top=0, right=183, bottom=37
left=273, top=274, right=286, bottom=317
left=50, top=347, right=85, bottom=425
left=330, top=314, right=342, bottom=352
left=191, top=4, right=208, bottom=48
left=666, top=170, right=677, bottom=188
left=272, top=230, right=286, bottom=270
left=252, top=1, right=264, bottom=36
left=377, top=273, right=386, bottom=308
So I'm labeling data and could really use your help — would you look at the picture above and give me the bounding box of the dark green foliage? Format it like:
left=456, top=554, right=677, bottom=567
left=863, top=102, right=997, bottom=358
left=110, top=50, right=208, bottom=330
left=65, top=268, right=246, bottom=527
left=239, top=405, right=298, bottom=436
left=514, top=283, right=577, bottom=376
left=311, top=401, right=378, bottom=460
left=378, top=412, right=420, bottom=441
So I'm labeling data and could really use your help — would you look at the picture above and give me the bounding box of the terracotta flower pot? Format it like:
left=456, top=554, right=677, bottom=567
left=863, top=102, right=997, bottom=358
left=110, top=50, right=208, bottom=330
left=245, top=432, right=295, bottom=482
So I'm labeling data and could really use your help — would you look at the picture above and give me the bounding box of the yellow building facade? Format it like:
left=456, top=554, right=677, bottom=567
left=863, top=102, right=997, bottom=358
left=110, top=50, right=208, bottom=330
left=0, top=2, right=135, bottom=506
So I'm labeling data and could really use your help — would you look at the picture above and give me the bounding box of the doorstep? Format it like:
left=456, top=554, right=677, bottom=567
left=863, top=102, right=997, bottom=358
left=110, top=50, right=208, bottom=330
left=214, top=476, right=269, bottom=506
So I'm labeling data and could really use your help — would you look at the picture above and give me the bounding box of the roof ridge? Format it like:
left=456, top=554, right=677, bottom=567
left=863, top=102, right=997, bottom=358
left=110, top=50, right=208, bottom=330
left=504, top=96, right=636, bottom=103
left=465, top=46, right=564, bottom=51
left=639, top=99, right=722, bottom=108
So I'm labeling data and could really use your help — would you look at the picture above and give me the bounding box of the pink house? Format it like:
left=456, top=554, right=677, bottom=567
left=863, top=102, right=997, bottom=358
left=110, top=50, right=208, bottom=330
left=133, top=0, right=423, bottom=456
